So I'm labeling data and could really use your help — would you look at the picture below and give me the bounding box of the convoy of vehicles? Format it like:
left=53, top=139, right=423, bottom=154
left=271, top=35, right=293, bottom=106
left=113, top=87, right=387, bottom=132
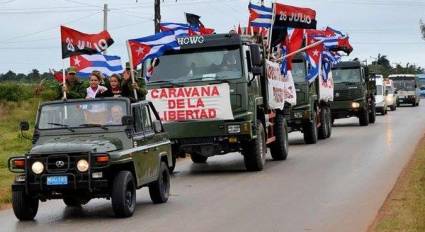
left=373, top=75, right=388, bottom=114
left=388, top=74, right=421, bottom=107
left=330, top=61, right=376, bottom=126
left=8, top=98, right=172, bottom=220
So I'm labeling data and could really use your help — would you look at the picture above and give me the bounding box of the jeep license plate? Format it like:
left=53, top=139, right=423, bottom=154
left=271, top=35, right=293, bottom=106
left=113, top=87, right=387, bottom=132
left=46, top=176, right=68, bottom=185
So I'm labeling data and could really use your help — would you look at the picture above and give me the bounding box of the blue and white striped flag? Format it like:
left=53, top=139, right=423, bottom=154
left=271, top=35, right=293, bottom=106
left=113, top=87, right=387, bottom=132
left=70, top=54, right=123, bottom=78
left=249, top=3, right=273, bottom=28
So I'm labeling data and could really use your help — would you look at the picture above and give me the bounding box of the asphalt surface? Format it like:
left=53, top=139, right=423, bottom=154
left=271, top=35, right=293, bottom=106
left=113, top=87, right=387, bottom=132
left=1, top=103, right=425, bottom=232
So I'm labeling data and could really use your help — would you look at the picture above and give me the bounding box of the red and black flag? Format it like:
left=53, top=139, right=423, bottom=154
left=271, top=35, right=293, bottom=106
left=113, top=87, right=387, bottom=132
left=60, top=25, right=114, bottom=59
left=185, top=13, right=215, bottom=35
left=273, top=3, right=317, bottom=29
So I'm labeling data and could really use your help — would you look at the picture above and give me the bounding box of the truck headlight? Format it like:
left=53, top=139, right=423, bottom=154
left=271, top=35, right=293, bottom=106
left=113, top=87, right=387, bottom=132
left=351, top=102, right=360, bottom=108
left=77, top=159, right=89, bottom=172
left=31, top=161, right=44, bottom=174
left=227, top=125, right=241, bottom=134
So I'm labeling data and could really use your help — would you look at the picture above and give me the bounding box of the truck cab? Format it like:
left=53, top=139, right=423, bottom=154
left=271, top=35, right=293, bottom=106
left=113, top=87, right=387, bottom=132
left=389, top=74, right=421, bottom=107
left=9, top=98, right=172, bottom=220
left=330, top=61, right=376, bottom=126
left=145, top=34, right=291, bottom=171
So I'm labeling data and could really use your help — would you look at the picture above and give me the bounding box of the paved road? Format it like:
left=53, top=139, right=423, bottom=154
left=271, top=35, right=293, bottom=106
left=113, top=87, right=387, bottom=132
left=1, top=103, right=425, bottom=232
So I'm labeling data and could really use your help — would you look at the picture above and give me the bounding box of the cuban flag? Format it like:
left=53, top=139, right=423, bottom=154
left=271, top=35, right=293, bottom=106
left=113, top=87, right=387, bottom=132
left=249, top=3, right=273, bottom=28
left=304, top=38, right=324, bottom=83
left=160, top=22, right=190, bottom=37
left=70, top=54, right=123, bottom=78
left=128, top=30, right=180, bottom=69
left=321, top=51, right=340, bottom=81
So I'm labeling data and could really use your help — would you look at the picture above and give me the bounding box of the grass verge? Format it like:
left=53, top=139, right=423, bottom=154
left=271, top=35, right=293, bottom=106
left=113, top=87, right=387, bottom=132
left=370, top=136, right=425, bottom=232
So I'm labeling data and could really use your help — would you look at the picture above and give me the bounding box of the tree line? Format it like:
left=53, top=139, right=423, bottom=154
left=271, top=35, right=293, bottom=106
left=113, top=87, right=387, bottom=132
left=0, top=69, right=53, bottom=83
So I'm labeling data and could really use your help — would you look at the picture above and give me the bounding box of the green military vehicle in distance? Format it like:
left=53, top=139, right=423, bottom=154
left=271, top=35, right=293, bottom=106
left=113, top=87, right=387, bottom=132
left=8, top=98, right=172, bottom=220
left=330, top=61, right=376, bottom=126
left=145, top=34, right=291, bottom=172
left=287, top=56, right=332, bottom=144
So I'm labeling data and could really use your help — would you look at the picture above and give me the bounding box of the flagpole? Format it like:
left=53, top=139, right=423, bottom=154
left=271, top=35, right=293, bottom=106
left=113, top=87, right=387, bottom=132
left=62, top=59, right=67, bottom=99
left=267, top=0, right=276, bottom=59
left=126, top=41, right=138, bottom=100
left=278, top=39, right=325, bottom=61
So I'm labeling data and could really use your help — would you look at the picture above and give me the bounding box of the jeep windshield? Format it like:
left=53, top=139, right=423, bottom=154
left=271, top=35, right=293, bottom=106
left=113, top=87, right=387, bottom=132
left=390, top=78, right=416, bottom=91
left=144, top=46, right=242, bottom=83
left=332, top=68, right=361, bottom=84
left=37, top=100, right=128, bottom=130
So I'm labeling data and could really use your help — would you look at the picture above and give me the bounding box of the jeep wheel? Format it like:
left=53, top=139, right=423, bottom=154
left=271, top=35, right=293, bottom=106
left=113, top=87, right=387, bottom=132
left=149, top=162, right=170, bottom=204
left=242, top=120, right=267, bottom=171
left=190, top=153, right=208, bottom=163
left=12, top=190, right=39, bottom=221
left=369, top=104, right=376, bottom=124
left=318, top=107, right=328, bottom=140
left=270, top=113, right=288, bottom=161
left=111, top=171, right=136, bottom=218
left=325, top=107, right=332, bottom=138
left=359, top=107, right=369, bottom=126
left=303, top=111, right=318, bottom=144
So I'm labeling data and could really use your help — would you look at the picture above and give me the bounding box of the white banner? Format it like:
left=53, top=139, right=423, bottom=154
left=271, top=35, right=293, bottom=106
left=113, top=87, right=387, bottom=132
left=266, top=60, right=297, bottom=109
left=147, top=83, right=234, bottom=122
left=319, top=70, right=334, bottom=102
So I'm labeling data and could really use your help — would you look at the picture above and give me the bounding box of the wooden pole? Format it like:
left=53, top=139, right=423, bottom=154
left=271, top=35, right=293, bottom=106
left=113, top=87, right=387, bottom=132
left=276, top=39, right=325, bottom=62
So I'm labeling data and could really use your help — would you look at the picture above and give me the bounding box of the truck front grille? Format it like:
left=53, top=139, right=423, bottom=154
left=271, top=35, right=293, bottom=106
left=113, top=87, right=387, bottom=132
left=334, top=89, right=362, bottom=101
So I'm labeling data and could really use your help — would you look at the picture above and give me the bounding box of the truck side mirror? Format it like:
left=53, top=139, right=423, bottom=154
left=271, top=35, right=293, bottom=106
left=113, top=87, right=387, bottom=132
left=249, top=44, right=262, bottom=67
left=20, top=121, right=29, bottom=131
left=121, top=116, right=134, bottom=126
left=152, top=120, right=163, bottom=133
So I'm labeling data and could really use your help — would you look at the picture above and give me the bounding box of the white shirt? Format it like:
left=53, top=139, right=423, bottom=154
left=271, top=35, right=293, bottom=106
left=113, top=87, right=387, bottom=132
left=86, top=86, right=108, bottom=99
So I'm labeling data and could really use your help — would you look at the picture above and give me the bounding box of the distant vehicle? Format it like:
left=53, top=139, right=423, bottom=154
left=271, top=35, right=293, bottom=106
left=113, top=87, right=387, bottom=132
left=388, top=74, right=420, bottom=107
left=371, top=74, right=388, bottom=115
left=384, top=79, right=398, bottom=111
left=418, top=74, right=425, bottom=97
left=8, top=98, right=172, bottom=220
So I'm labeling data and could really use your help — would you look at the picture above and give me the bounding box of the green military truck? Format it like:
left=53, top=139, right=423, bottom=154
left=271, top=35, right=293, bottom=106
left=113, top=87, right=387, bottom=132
left=286, top=55, right=332, bottom=144
left=330, top=61, right=376, bottom=126
left=8, top=98, right=172, bottom=220
left=145, top=34, right=292, bottom=172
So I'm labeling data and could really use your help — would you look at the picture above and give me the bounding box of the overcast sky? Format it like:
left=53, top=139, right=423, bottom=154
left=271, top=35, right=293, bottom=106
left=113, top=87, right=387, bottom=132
left=0, top=0, right=424, bottom=74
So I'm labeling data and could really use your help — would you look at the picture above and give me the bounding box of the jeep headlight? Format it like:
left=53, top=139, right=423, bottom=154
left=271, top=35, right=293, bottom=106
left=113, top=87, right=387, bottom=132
left=31, top=161, right=44, bottom=174
left=227, top=125, right=241, bottom=134
left=76, top=159, right=89, bottom=172
left=351, top=102, right=360, bottom=108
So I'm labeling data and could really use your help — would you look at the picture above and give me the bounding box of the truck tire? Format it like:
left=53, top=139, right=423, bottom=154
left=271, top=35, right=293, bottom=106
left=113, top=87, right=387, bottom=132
left=303, top=112, right=318, bottom=144
left=149, top=162, right=170, bottom=204
left=369, top=104, right=376, bottom=124
left=318, top=108, right=328, bottom=140
left=359, top=107, right=369, bottom=126
left=242, top=120, right=267, bottom=171
left=111, top=171, right=136, bottom=218
left=190, top=153, right=208, bottom=163
left=325, top=107, right=332, bottom=138
left=270, top=113, right=289, bottom=161
left=12, top=190, right=39, bottom=221
left=390, top=105, right=396, bottom=111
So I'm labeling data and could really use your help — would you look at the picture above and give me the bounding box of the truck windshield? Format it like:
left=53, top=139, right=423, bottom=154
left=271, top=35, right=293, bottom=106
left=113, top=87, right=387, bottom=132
left=390, top=78, right=415, bottom=90
left=38, top=100, right=128, bottom=130
left=144, top=47, right=242, bottom=83
left=292, top=61, right=306, bottom=83
left=332, top=68, right=361, bottom=84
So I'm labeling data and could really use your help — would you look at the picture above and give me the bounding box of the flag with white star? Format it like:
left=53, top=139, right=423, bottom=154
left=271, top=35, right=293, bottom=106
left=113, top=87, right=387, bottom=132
left=70, top=54, right=123, bottom=78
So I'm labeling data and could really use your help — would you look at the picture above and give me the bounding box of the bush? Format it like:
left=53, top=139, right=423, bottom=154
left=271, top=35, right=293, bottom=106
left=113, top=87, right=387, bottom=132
left=0, top=83, right=33, bottom=102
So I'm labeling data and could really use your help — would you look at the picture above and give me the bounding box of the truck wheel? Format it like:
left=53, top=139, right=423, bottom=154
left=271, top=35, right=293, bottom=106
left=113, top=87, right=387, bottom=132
left=242, top=120, right=267, bottom=171
left=325, top=107, right=332, bottom=138
left=63, top=197, right=89, bottom=207
left=369, top=104, right=376, bottom=124
left=359, top=107, right=369, bottom=126
left=12, top=190, right=39, bottom=221
left=318, top=108, right=328, bottom=140
left=303, top=112, right=318, bottom=144
left=270, top=113, right=288, bottom=161
left=190, top=153, right=208, bottom=163
left=111, top=171, right=136, bottom=218
left=390, top=105, right=396, bottom=111
left=149, top=162, right=170, bottom=204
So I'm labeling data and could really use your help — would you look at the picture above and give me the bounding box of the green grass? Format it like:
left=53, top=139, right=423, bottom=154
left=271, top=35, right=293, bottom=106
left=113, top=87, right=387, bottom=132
left=0, top=99, right=39, bottom=205
left=373, top=139, right=425, bottom=232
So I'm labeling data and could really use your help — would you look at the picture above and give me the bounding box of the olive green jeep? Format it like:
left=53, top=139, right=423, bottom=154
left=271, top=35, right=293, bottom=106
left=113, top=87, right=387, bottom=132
left=8, top=98, right=172, bottom=220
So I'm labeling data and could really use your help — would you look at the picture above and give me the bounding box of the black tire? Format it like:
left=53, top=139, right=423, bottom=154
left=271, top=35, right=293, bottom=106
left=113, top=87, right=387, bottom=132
left=12, top=190, right=39, bottom=221
left=111, top=171, right=136, bottom=218
left=270, top=113, right=289, bottom=161
left=242, top=120, right=267, bottom=171
left=303, top=111, right=318, bottom=144
left=190, top=153, right=208, bottom=163
left=325, top=107, right=332, bottom=138
left=149, top=162, right=170, bottom=204
left=318, top=107, right=328, bottom=140
left=63, top=197, right=89, bottom=207
left=369, top=104, right=376, bottom=124
left=359, top=107, right=369, bottom=126
left=397, top=101, right=400, bottom=107
left=412, top=102, right=416, bottom=107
